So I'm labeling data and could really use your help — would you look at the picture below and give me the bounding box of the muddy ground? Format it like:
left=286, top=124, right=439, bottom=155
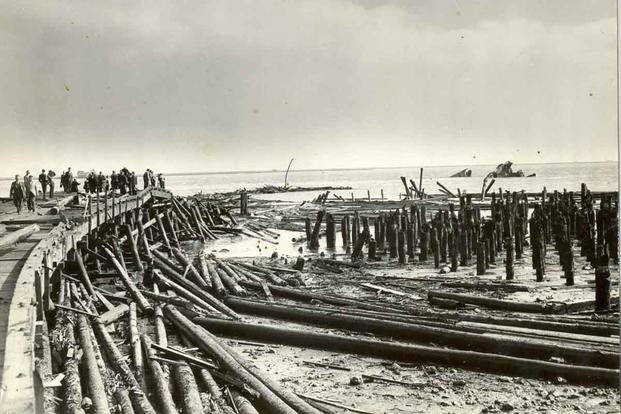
left=179, top=224, right=621, bottom=414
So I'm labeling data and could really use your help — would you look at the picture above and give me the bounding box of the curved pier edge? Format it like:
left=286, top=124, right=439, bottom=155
left=0, top=222, right=80, bottom=413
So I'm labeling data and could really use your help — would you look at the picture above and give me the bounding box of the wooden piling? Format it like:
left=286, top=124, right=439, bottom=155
left=388, top=224, right=398, bottom=259
left=164, top=211, right=181, bottom=248
left=123, top=224, right=144, bottom=272
left=156, top=213, right=172, bottom=252
left=595, top=254, right=611, bottom=311
left=440, top=225, right=448, bottom=263
left=449, top=229, right=458, bottom=272
left=406, top=223, right=414, bottom=258
left=326, top=213, right=336, bottom=249
left=505, top=237, right=515, bottom=280
left=431, top=227, right=440, bottom=268
left=111, top=236, right=128, bottom=272
left=476, top=241, right=485, bottom=275
left=398, top=231, right=406, bottom=264
left=310, top=210, right=325, bottom=249
left=368, top=238, right=376, bottom=260
left=419, top=227, right=429, bottom=262
left=351, top=230, right=369, bottom=262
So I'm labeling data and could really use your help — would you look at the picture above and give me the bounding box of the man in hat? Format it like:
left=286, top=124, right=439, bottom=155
left=47, top=170, right=56, bottom=198
left=23, top=170, right=36, bottom=212
left=38, top=169, right=47, bottom=199
left=9, top=175, right=25, bottom=214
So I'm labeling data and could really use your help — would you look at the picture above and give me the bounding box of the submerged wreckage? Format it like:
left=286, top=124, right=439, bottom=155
left=491, top=161, right=536, bottom=178
left=449, top=162, right=536, bottom=179
left=0, top=178, right=618, bottom=413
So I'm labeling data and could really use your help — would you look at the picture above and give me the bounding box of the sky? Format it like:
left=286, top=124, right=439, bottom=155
left=0, top=0, right=617, bottom=176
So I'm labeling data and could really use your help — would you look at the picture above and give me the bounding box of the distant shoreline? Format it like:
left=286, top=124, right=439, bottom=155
left=0, top=160, right=616, bottom=180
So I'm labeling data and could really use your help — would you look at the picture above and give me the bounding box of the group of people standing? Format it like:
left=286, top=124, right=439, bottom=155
left=143, top=168, right=165, bottom=190
left=109, top=168, right=137, bottom=195
left=82, top=168, right=166, bottom=195
left=10, top=169, right=55, bottom=214
left=60, top=168, right=79, bottom=193
left=8, top=167, right=166, bottom=214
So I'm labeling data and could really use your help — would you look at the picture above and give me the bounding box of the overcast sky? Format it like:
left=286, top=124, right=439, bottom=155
left=0, top=0, right=617, bottom=175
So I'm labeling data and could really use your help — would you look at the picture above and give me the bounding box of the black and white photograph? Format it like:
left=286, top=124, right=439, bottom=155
left=0, top=1, right=619, bottom=413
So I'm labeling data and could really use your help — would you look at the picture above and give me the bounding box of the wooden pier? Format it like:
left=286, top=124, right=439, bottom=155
left=0, top=188, right=160, bottom=412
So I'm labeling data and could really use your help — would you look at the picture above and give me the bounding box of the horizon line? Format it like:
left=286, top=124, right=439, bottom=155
left=0, top=159, right=616, bottom=180
left=160, top=159, right=618, bottom=177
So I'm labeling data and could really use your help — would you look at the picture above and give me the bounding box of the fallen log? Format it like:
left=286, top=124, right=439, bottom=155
left=152, top=249, right=185, bottom=274
left=75, top=247, right=97, bottom=298
left=111, top=237, right=128, bottom=272
left=0, top=216, right=60, bottom=225
left=238, top=280, right=403, bottom=313
left=77, top=315, right=110, bottom=414
left=395, top=306, right=619, bottom=337
left=223, top=297, right=618, bottom=368
left=61, top=309, right=83, bottom=414
left=150, top=255, right=240, bottom=318
left=206, top=259, right=227, bottom=297
left=194, top=317, right=619, bottom=387
left=172, top=360, right=204, bottom=414
left=163, top=305, right=308, bottom=414
left=93, top=321, right=156, bottom=414
left=123, top=225, right=144, bottom=272
left=440, top=281, right=530, bottom=292
left=103, top=247, right=153, bottom=314
left=129, top=303, right=145, bottom=387
left=153, top=269, right=220, bottom=314
left=140, top=335, right=178, bottom=414
left=98, top=303, right=130, bottom=325
left=113, top=389, right=135, bottom=414
left=171, top=247, right=210, bottom=289
left=231, top=390, right=259, bottom=414
left=428, top=291, right=553, bottom=313
left=436, top=181, right=456, bottom=198
left=194, top=362, right=236, bottom=414
left=215, top=257, right=243, bottom=281
left=0, top=224, right=39, bottom=249
left=228, top=263, right=263, bottom=283
left=152, top=285, right=168, bottom=347
left=140, top=289, right=193, bottom=309
left=216, top=267, right=247, bottom=296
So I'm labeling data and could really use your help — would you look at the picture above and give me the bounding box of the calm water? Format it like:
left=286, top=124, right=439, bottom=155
left=164, top=162, right=618, bottom=201
left=1, top=162, right=617, bottom=202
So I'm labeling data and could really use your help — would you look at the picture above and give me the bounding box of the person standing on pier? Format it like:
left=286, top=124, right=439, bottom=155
left=110, top=170, right=118, bottom=191
left=130, top=171, right=137, bottom=195
left=118, top=171, right=128, bottom=195
left=157, top=173, right=165, bottom=189
left=149, top=170, right=156, bottom=187
left=23, top=171, right=35, bottom=212
left=97, top=171, right=105, bottom=193
left=143, top=169, right=150, bottom=189
left=66, top=168, right=74, bottom=192
left=9, top=175, right=25, bottom=214
left=47, top=170, right=55, bottom=198
left=38, top=169, right=47, bottom=199
left=85, top=171, right=94, bottom=193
